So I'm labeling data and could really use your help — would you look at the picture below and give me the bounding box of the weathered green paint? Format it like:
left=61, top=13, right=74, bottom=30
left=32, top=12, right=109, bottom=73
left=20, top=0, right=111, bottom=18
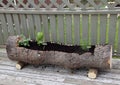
left=0, top=14, right=8, bottom=44
left=99, top=14, right=107, bottom=44
left=81, top=14, right=89, bottom=45
left=57, top=15, right=65, bottom=44
left=66, top=14, right=72, bottom=44
left=41, top=15, right=50, bottom=42
left=27, top=14, right=35, bottom=39
left=74, top=14, right=80, bottom=45
left=6, top=14, right=14, bottom=36
left=20, top=14, right=28, bottom=37
left=13, top=14, right=21, bottom=35
left=90, top=14, right=98, bottom=45
left=49, top=15, right=57, bottom=42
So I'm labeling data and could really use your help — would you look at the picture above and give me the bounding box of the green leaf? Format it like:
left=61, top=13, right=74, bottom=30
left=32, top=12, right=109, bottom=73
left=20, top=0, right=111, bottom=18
left=36, top=32, right=43, bottom=41
left=36, top=32, right=44, bottom=46
left=18, top=34, right=30, bottom=47
left=118, top=16, right=120, bottom=19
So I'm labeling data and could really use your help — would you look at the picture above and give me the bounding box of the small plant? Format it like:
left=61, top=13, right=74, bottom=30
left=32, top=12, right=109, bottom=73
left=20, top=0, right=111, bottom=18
left=118, top=16, right=120, bottom=19
left=36, top=32, right=44, bottom=46
left=19, top=35, right=30, bottom=47
left=81, top=40, right=91, bottom=51
left=81, top=45, right=90, bottom=51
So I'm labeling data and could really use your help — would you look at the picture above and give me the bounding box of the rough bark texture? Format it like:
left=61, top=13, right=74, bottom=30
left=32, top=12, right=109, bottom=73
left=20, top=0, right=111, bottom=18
left=6, top=36, right=112, bottom=69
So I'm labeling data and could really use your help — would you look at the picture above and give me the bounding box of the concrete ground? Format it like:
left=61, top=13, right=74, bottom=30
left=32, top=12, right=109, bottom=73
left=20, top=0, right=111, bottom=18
left=0, top=48, right=120, bottom=85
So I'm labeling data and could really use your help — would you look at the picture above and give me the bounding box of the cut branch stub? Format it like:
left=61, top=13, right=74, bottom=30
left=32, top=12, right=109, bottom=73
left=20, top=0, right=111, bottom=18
left=6, top=36, right=112, bottom=70
left=16, top=61, right=26, bottom=70
left=88, top=68, right=98, bottom=79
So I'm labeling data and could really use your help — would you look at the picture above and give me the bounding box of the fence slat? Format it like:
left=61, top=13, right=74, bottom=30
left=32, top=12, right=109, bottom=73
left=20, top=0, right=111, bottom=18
left=41, top=15, right=50, bottom=42
left=117, top=17, right=120, bottom=55
left=57, top=15, right=65, bottom=44
left=34, top=15, right=42, bottom=34
left=91, top=14, right=98, bottom=45
left=12, top=14, right=20, bottom=35
left=82, top=14, right=89, bottom=45
left=66, top=14, right=72, bottom=44
left=0, top=14, right=8, bottom=44
left=20, top=14, right=28, bottom=37
left=27, top=14, right=35, bottom=39
left=74, top=14, right=80, bottom=45
left=109, top=14, right=117, bottom=45
left=99, top=14, right=107, bottom=44
left=6, top=14, right=14, bottom=36
left=0, top=24, right=3, bottom=44
left=49, top=15, right=57, bottom=42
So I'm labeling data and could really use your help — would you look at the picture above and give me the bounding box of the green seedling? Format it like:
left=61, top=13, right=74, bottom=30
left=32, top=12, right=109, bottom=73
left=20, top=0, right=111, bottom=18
left=81, top=40, right=91, bottom=51
left=19, top=34, right=30, bottom=47
left=118, top=16, right=120, bottom=19
left=81, top=45, right=90, bottom=51
left=36, top=32, right=44, bottom=46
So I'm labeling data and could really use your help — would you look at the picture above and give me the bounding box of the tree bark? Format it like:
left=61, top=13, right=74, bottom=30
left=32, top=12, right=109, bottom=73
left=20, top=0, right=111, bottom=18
left=6, top=36, right=112, bottom=70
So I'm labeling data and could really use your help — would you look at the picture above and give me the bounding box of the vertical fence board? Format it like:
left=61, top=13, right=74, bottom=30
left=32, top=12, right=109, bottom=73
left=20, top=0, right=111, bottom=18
left=109, top=14, right=117, bottom=46
left=66, top=14, right=72, bottom=44
left=34, top=14, right=42, bottom=34
left=12, top=14, right=20, bottom=35
left=99, top=14, right=107, bottom=44
left=91, top=14, right=98, bottom=45
left=0, top=24, right=3, bottom=44
left=0, top=14, right=8, bottom=44
left=20, top=14, right=28, bottom=37
left=57, top=15, right=65, bottom=44
left=27, top=14, right=35, bottom=39
left=6, top=14, right=14, bottom=36
left=41, top=15, right=50, bottom=42
left=74, top=14, right=80, bottom=45
left=117, top=16, right=120, bottom=55
left=82, top=14, right=89, bottom=45
left=49, top=15, right=57, bottom=42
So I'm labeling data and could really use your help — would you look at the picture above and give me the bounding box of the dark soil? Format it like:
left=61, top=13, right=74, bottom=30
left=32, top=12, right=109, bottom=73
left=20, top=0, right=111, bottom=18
left=19, top=41, right=95, bottom=55
left=116, top=4, right=120, bottom=7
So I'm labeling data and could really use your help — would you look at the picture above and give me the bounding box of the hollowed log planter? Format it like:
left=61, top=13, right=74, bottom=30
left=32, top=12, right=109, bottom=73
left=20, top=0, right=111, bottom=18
left=6, top=36, right=112, bottom=70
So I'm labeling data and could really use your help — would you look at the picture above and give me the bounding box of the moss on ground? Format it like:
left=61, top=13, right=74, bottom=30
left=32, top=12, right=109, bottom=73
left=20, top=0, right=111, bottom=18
left=113, top=56, right=120, bottom=59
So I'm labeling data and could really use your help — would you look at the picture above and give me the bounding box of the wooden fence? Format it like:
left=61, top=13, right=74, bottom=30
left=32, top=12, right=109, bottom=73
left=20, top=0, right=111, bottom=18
left=0, top=0, right=120, bottom=56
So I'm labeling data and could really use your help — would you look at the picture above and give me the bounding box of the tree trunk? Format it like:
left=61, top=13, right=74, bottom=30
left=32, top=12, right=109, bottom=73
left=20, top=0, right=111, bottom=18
left=6, top=36, right=112, bottom=70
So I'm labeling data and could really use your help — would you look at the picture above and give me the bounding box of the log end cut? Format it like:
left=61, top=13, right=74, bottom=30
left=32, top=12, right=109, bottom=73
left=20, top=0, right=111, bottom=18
left=88, top=69, right=98, bottom=79
left=16, top=61, right=26, bottom=70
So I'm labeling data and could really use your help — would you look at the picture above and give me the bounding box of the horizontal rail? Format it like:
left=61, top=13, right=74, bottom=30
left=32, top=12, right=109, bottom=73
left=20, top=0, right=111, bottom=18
left=0, top=9, right=120, bottom=14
